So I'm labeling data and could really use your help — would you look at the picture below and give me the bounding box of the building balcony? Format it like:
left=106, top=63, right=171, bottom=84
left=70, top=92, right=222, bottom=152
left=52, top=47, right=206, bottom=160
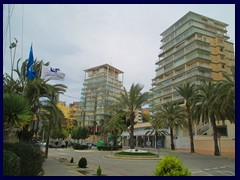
left=186, top=63, right=211, bottom=71
left=160, top=26, right=214, bottom=54
left=157, top=43, right=211, bottom=69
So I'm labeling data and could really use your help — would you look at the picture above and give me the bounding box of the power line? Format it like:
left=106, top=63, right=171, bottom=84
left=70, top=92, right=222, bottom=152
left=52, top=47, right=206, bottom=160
left=61, top=94, right=80, bottom=100
left=21, top=4, right=24, bottom=60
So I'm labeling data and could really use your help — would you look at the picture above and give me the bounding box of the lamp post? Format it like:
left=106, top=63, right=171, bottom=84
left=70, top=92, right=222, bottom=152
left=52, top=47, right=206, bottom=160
left=9, top=38, right=18, bottom=79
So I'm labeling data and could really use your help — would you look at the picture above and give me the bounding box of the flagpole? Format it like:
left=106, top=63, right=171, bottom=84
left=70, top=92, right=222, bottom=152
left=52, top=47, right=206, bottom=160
left=39, top=62, right=43, bottom=79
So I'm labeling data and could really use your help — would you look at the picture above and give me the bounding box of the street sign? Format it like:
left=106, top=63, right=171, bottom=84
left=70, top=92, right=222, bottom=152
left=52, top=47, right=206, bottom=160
left=109, top=141, right=114, bottom=146
left=146, top=141, right=151, bottom=146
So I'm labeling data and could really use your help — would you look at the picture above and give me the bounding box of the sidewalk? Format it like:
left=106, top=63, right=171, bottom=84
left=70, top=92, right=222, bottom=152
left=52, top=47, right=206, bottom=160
left=42, top=157, right=84, bottom=176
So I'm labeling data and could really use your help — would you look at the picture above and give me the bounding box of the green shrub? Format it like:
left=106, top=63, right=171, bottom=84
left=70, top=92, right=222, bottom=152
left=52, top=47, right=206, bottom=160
left=72, top=143, right=89, bottom=150
left=96, top=165, right=102, bottom=176
left=4, top=142, right=45, bottom=176
left=70, top=157, right=74, bottom=163
left=78, top=157, right=87, bottom=168
left=154, top=154, right=191, bottom=176
left=115, top=151, right=157, bottom=156
left=97, top=145, right=121, bottom=151
left=3, top=150, right=21, bottom=176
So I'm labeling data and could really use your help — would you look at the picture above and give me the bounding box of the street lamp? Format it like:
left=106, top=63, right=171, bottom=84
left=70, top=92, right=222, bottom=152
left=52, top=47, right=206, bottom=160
left=9, top=38, right=18, bottom=79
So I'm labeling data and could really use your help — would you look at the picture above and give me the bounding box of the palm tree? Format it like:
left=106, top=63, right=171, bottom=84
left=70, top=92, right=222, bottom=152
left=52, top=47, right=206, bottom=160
left=192, top=81, right=221, bottom=156
left=3, top=93, right=32, bottom=142
left=4, top=57, right=67, bottom=157
left=114, top=83, right=149, bottom=149
left=176, top=82, right=195, bottom=153
left=215, top=66, right=235, bottom=123
left=159, top=102, right=187, bottom=150
left=103, top=114, right=127, bottom=146
left=145, top=113, right=168, bottom=148
left=40, top=84, right=67, bottom=158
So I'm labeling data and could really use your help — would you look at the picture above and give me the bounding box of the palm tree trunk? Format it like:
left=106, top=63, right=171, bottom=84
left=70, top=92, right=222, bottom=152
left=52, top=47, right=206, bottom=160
left=129, top=113, right=135, bottom=149
left=170, top=127, right=175, bottom=150
left=129, top=124, right=134, bottom=149
left=45, top=124, right=50, bottom=158
left=187, top=108, right=195, bottom=153
left=155, top=129, right=158, bottom=148
left=211, top=115, right=220, bottom=156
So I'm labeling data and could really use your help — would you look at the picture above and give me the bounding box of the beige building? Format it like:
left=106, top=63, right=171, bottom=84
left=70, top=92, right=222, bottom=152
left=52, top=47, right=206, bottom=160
left=151, top=11, right=234, bottom=108
left=150, top=11, right=235, bottom=155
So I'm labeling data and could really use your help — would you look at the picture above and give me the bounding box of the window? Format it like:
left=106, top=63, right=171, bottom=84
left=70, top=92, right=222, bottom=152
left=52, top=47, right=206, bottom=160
left=217, top=125, right=228, bottom=137
left=220, top=55, right=224, bottom=60
left=222, top=64, right=225, bottom=69
left=220, top=47, right=224, bottom=52
left=218, top=38, right=223, bottom=43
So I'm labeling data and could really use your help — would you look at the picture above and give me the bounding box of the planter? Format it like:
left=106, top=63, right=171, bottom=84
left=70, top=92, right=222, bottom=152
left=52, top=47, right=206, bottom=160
left=92, top=174, right=107, bottom=176
left=76, top=167, right=93, bottom=175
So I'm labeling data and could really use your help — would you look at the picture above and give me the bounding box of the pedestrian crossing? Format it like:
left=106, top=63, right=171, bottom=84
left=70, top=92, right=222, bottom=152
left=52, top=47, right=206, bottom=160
left=190, top=166, right=235, bottom=176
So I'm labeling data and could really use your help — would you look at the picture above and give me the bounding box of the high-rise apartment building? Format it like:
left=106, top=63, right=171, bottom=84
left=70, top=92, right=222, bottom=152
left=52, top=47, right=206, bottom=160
left=79, top=64, right=124, bottom=133
left=151, top=11, right=235, bottom=108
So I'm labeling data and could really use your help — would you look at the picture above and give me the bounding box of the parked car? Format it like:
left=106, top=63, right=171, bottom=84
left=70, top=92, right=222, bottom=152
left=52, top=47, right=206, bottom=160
left=91, top=142, right=97, bottom=147
left=37, top=141, right=46, bottom=147
left=49, top=140, right=66, bottom=148
left=80, top=141, right=92, bottom=149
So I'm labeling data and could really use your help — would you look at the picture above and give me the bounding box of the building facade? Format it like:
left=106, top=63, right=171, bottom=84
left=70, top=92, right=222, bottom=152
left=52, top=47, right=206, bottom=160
left=57, top=102, right=71, bottom=131
left=69, top=102, right=81, bottom=128
left=151, top=11, right=235, bottom=108
left=150, top=11, right=235, bottom=154
left=79, top=64, right=124, bottom=134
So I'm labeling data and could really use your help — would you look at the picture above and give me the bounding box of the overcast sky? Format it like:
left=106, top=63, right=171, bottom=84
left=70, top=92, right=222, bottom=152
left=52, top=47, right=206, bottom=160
left=3, top=4, right=235, bottom=106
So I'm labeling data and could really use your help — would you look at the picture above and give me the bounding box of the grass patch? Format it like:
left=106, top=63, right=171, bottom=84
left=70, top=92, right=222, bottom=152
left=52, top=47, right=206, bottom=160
left=115, top=151, right=157, bottom=156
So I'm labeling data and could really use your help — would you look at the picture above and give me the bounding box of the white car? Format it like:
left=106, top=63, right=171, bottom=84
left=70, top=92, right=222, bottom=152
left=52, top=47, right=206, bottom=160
left=49, top=140, right=66, bottom=148
left=36, top=141, right=46, bottom=147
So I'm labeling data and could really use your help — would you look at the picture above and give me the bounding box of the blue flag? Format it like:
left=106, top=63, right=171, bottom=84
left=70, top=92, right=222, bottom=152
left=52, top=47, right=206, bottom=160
left=26, top=45, right=37, bottom=79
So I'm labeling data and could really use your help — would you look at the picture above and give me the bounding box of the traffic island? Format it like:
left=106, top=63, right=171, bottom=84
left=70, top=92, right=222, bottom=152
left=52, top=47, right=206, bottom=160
left=104, top=149, right=162, bottom=160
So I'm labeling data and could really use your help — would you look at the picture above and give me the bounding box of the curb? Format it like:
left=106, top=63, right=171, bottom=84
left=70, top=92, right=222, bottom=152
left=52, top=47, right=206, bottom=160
left=104, top=155, right=162, bottom=160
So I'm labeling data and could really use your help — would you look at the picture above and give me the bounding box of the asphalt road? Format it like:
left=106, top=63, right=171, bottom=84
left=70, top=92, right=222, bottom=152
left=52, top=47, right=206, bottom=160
left=46, top=147, right=235, bottom=176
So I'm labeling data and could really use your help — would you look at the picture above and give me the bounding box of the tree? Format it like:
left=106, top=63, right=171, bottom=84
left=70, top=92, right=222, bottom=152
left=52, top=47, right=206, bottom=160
left=71, top=126, right=90, bottom=141
left=158, top=102, right=187, bottom=150
left=102, top=114, right=127, bottom=146
left=3, top=93, right=32, bottom=142
left=176, top=82, right=195, bottom=153
left=4, top=58, right=67, bottom=157
left=215, top=66, right=235, bottom=123
left=92, top=120, right=97, bottom=141
left=192, top=81, right=221, bottom=156
left=145, top=113, right=169, bottom=148
left=114, top=83, right=149, bottom=149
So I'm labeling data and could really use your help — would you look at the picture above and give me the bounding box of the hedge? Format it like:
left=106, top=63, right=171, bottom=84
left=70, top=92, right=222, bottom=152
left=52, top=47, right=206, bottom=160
left=72, top=143, right=89, bottom=150
left=4, top=142, right=45, bottom=176
left=3, top=149, right=21, bottom=176
left=97, top=145, right=122, bottom=151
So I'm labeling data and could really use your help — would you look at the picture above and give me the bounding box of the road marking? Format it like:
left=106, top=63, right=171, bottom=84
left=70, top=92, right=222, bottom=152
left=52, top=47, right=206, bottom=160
left=215, top=170, right=235, bottom=176
left=74, top=150, right=97, bottom=152
left=191, top=170, right=213, bottom=176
